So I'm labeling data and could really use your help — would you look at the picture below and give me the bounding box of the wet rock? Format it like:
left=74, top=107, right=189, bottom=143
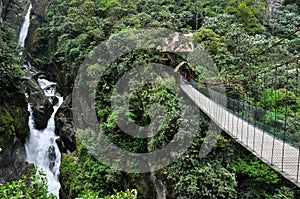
left=0, top=0, right=2, bottom=25
left=1, top=0, right=29, bottom=32
left=26, top=78, right=54, bottom=130
left=55, top=95, right=76, bottom=152
left=51, top=96, right=59, bottom=106
left=31, top=0, right=48, bottom=19
left=48, top=145, right=56, bottom=171
left=0, top=136, right=33, bottom=183
left=25, top=0, right=50, bottom=56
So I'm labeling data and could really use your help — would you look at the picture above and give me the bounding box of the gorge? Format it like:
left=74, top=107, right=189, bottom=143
left=19, top=3, right=62, bottom=197
left=0, top=0, right=299, bottom=198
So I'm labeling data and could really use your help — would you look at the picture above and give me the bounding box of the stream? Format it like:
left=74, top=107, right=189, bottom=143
left=18, top=3, right=62, bottom=198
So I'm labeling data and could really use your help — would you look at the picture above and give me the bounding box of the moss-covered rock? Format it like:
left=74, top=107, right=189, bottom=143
left=0, top=102, right=29, bottom=145
left=0, top=101, right=31, bottom=183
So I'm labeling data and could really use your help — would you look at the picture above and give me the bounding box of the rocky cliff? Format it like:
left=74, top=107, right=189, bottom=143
left=55, top=95, right=76, bottom=153
left=24, top=0, right=78, bottom=154
left=0, top=97, right=32, bottom=183
left=0, top=0, right=3, bottom=25
left=0, top=0, right=32, bottom=183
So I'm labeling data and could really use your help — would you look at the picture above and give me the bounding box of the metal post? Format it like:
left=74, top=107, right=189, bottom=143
left=297, top=61, right=300, bottom=183
left=241, top=92, right=244, bottom=142
left=297, top=148, right=300, bottom=183
left=253, top=76, right=258, bottom=151
left=246, top=91, right=250, bottom=147
left=282, top=64, right=289, bottom=172
left=227, top=96, right=230, bottom=133
left=271, top=68, right=278, bottom=165
left=218, top=91, right=221, bottom=123
left=237, top=94, right=240, bottom=139
left=261, top=72, right=266, bottom=158
left=231, top=91, right=235, bottom=136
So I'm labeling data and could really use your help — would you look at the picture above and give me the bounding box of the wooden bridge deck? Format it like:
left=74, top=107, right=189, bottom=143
left=180, top=84, right=300, bottom=187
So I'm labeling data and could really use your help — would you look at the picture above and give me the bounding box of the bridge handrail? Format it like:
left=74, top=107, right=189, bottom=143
left=188, top=80, right=300, bottom=148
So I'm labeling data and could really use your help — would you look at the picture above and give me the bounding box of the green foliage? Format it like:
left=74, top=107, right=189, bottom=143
left=231, top=157, right=279, bottom=183
left=60, top=137, right=123, bottom=198
left=258, top=88, right=298, bottom=116
left=29, top=0, right=209, bottom=93
left=0, top=172, right=56, bottom=199
left=166, top=162, right=237, bottom=198
left=226, top=0, right=265, bottom=34
left=103, top=189, right=137, bottom=199
left=271, top=186, right=294, bottom=199
left=76, top=189, right=137, bottom=199
left=0, top=107, right=15, bottom=138
left=265, top=4, right=300, bottom=37
left=193, top=28, right=232, bottom=70
left=27, top=0, right=300, bottom=198
left=0, top=22, right=24, bottom=98
left=0, top=105, right=28, bottom=149
left=76, top=189, right=101, bottom=199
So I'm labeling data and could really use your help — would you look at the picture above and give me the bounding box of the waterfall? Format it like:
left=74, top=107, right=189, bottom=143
left=18, top=3, right=62, bottom=198
left=25, top=78, right=63, bottom=198
left=18, top=4, right=32, bottom=48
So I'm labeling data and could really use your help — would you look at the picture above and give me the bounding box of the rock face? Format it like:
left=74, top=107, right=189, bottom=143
left=0, top=0, right=3, bottom=25
left=0, top=92, right=32, bottom=183
left=25, top=0, right=50, bottom=56
left=25, top=77, right=54, bottom=130
left=0, top=138, right=33, bottom=183
left=0, top=0, right=34, bottom=184
left=0, top=0, right=54, bottom=184
left=55, top=95, right=76, bottom=153
left=31, top=0, right=48, bottom=19
left=1, top=0, right=30, bottom=31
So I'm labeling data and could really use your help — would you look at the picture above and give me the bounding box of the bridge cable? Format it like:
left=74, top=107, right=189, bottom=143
left=224, top=28, right=300, bottom=76
left=227, top=56, right=300, bottom=86
left=297, top=59, right=300, bottom=183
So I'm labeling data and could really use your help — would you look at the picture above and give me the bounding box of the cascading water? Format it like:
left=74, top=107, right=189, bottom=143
left=18, top=3, right=62, bottom=198
left=18, top=4, right=32, bottom=49
left=25, top=78, right=63, bottom=197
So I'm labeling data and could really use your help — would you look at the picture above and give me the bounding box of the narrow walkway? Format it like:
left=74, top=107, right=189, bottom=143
left=180, top=84, right=300, bottom=187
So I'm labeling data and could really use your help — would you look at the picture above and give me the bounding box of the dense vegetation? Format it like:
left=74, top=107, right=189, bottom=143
left=0, top=4, right=28, bottom=154
left=1, top=0, right=299, bottom=198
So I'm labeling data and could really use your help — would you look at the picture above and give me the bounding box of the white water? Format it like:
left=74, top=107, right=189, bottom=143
left=25, top=78, right=63, bottom=198
left=18, top=4, right=32, bottom=48
left=18, top=3, right=62, bottom=198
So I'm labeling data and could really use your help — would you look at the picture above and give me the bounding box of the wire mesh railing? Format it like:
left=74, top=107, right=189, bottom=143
left=178, top=28, right=300, bottom=186
left=180, top=80, right=300, bottom=186
left=189, top=80, right=300, bottom=148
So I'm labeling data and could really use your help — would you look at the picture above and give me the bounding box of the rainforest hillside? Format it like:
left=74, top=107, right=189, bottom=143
left=0, top=0, right=300, bottom=198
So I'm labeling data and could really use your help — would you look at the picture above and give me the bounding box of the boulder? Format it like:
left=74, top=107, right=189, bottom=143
left=25, top=78, right=54, bottom=130
left=55, top=95, right=76, bottom=152
left=0, top=131, right=33, bottom=183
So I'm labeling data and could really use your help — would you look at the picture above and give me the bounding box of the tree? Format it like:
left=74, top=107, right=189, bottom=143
left=226, top=0, right=265, bottom=34
left=0, top=171, right=56, bottom=199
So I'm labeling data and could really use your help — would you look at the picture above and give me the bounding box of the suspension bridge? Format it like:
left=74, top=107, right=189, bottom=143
left=180, top=78, right=300, bottom=187
left=177, top=29, right=300, bottom=187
